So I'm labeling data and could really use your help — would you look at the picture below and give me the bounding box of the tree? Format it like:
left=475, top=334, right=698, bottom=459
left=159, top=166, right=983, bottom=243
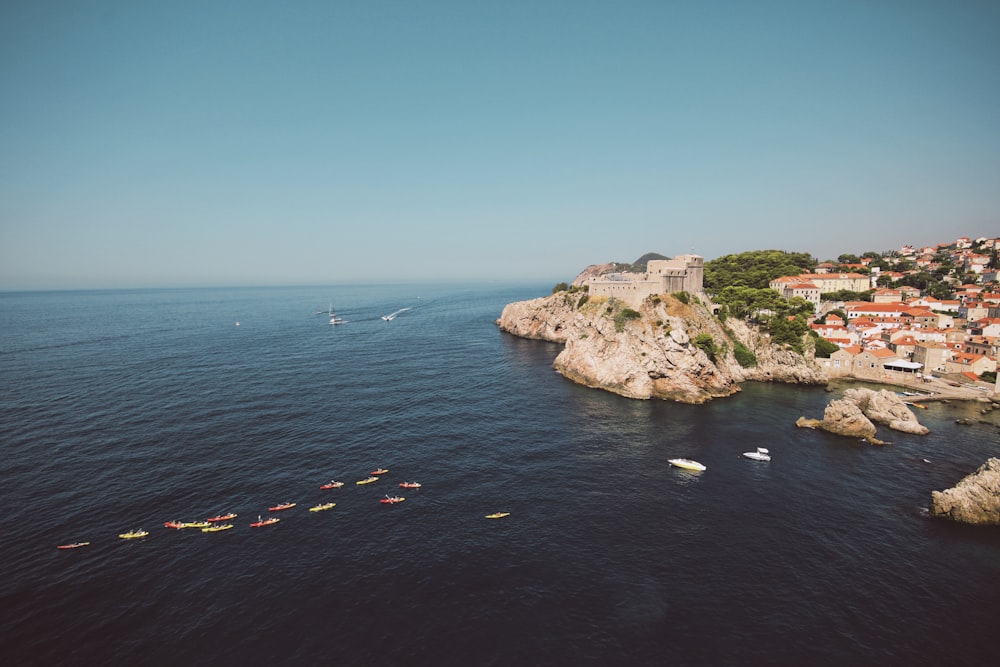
left=838, top=253, right=861, bottom=264
left=704, top=250, right=816, bottom=290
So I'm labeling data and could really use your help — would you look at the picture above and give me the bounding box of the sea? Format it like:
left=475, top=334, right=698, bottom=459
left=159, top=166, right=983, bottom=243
left=1, top=283, right=998, bottom=666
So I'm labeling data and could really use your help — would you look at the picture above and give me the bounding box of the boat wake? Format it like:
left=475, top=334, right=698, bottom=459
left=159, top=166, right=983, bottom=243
left=381, top=307, right=413, bottom=321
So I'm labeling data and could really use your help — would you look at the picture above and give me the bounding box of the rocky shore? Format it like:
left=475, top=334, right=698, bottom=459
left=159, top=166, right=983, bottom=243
left=495, top=291, right=826, bottom=404
left=931, top=458, right=1000, bottom=525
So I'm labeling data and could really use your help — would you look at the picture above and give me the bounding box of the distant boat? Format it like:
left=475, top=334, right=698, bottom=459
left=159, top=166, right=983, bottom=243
left=485, top=512, right=510, bottom=519
left=742, top=447, right=771, bottom=462
left=669, top=458, right=707, bottom=472
left=381, top=307, right=412, bottom=321
left=318, top=303, right=345, bottom=324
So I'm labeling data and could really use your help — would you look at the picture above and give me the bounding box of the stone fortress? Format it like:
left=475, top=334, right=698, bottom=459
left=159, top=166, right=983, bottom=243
left=588, top=254, right=705, bottom=308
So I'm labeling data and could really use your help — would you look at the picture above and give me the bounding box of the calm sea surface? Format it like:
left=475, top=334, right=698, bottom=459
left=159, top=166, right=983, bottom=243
left=1, top=284, right=998, bottom=666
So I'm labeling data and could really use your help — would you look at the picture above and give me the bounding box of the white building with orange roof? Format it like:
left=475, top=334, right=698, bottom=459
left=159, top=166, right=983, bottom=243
left=945, top=352, right=996, bottom=376
left=770, top=272, right=870, bottom=294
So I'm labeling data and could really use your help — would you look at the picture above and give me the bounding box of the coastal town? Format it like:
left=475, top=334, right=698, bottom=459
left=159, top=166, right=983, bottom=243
left=576, top=235, right=1000, bottom=402
left=768, top=236, right=999, bottom=399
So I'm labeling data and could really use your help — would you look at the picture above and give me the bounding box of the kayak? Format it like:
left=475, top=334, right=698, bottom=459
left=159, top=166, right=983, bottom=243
left=320, top=481, right=344, bottom=489
left=485, top=512, right=510, bottom=519
left=206, top=513, right=237, bottom=522
left=250, top=517, right=280, bottom=528
left=309, top=502, right=336, bottom=512
left=57, top=542, right=90, bottom=549
left=119, top=529, right=149, bottom=539
left=165, top=520, right=209, bottom=529
left=399, top=481, right=421, bottom=489
left=370, top=468, right=389, bottom=475
left=380, top=495, right=405, bottom=504
left=201, top=523, right=234, bottom=532
left=356, top=477, right=378, bottom=485
left=268, top=502, right=296, bottom=511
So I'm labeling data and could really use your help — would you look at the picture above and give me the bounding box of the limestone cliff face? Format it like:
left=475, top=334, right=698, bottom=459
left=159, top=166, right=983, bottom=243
left=496, top=292, right=826, bottom=404
left=931, top=458, right=1000, bottom=526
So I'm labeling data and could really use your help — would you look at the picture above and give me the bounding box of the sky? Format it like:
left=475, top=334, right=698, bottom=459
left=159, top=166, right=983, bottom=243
left=1, top=0, right=998, bottom=290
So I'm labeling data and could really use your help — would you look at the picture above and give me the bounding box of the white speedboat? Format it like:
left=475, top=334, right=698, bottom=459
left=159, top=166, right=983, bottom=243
left=742, top=447, right=771, bottom=461
left=668, top=458, right=706, bottom=472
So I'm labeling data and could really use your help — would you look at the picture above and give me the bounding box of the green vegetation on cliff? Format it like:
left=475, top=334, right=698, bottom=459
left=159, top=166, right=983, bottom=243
left=704, top=250, right=816, bottom=290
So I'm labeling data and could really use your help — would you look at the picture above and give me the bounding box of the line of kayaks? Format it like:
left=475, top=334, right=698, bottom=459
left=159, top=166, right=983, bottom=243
left=56, top=466, right=511, bottom=550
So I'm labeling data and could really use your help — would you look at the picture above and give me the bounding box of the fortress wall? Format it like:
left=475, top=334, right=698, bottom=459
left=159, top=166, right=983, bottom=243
left=588, top=254, right=704, bottom=308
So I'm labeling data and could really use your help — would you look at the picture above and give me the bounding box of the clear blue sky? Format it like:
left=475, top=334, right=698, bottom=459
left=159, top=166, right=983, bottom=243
left=1, top=0, right=998, bottom=289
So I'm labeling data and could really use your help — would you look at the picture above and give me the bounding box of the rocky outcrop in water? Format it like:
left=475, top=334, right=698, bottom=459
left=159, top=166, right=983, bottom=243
left=495, top=291, right=827, bottom=404
left=795, top=388, right=928, bottom=442
left=931, top=458, right=1000, bottom=525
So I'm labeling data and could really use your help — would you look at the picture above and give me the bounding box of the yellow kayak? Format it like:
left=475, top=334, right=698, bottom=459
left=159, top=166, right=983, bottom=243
left=310, top=502, right=336, bottom=512
left=119, top=529, right=149, bottom=539
left=356, top=476, right=378, bottom=485
left=180, top=521, right=211, bottom=529
left=485, top=512, right=510, bottom=519
left=201, top=523, right=234, bottom=532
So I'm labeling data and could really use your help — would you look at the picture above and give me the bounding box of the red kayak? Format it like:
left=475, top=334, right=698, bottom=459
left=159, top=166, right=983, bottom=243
left=268, top=502, right=296, bottom=511
left=399, top=481, right=421, bottom=489
left=250, top=516, right=280, bottom=527
left=206, top=513, right=237, bottom=522
left=380, top=495, right=405, bottom=504
left=164, top=521, right=185, bottom=529
left=370, top=468, right=389, bottom=476
left=319, top=481, right=344, bottom=490
left=57, top=542, right=90, bottom=549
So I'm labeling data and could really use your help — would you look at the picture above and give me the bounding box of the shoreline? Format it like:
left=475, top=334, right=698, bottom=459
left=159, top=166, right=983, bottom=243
left=828, top=374, right=997, bottom=404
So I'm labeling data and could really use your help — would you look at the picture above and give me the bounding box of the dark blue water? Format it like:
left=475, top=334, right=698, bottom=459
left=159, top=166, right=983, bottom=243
left=1, top=284, right=998, bottom=666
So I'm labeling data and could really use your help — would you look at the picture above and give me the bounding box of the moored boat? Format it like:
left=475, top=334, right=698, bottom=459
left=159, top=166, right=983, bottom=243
left=356, top=476, right=378, bottom=485
left=250, top=516, right=280, bottom=527
left=320, top=481, right=344, bottom=489
left=380, top=495, right=405, bottom=504
left=206, top=513, right=237, bottom=522
left=742, top=447, right=771, bottom=462
left=201, top=523, right=234, bottom=532
left=668, top=458, right=707, bottom=472
left=485, top=512, right=510, bottom=519
left=57, top=542, right=90, bottom=549
left=399, top=481, right=421, bottom=489
left=268, top=502, right=296, bottom=511
left=310, top=502, right=336, bottom=512
left=119, top=529, right=149, bottom=539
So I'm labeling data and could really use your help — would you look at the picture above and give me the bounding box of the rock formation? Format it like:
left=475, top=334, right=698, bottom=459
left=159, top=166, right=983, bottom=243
left=931, top=458, right=1000, bottom=525
left=496, top=290, right=827, bottom=404
left=570, top=263, right=617, bottom=287
left=842, top=388, right=929, bottom=435
left=795, top=387, right=928, bottom=441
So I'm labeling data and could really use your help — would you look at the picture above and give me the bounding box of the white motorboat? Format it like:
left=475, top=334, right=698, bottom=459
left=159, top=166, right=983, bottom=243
left=668, top=458, right=706, bottom=472
left=742, top=447, right=771, bottom=461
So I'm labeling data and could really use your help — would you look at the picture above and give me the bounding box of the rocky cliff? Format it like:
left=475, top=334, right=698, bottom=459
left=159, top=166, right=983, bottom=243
left=930, top=458, right=1000, bottom=525
left=495, top=291, right=827, bottom=403
left=795, top=388, right=929, bottom=442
